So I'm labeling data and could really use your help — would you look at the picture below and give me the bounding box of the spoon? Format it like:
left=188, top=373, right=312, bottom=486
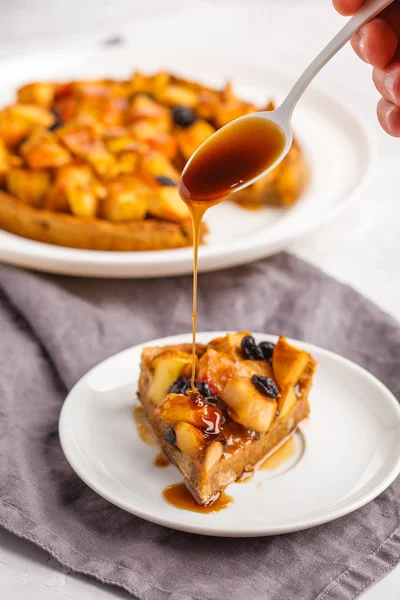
left=180, top=0, right=394, bottom=200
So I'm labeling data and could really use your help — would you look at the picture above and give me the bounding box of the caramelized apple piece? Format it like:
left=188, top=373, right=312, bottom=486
left=155, top=393, right=222, bottom=431
left=174, top=422, right=205, bottom=458
left=156, top=394, right=198, bottom=424
left=140, top=151, right=179, bottom=184
left=272, top=336, right=309, bottom=389
left=47, top=164, right=101, bottom=217
left=6, top=168, right=51, bottom=208
left=131, top=122, right=177, bottom=158
left=17, top=82, right=56, bottom=108
left=150, top=72, right=171, bottom=97
left=202, top=441, right=224, bottom=472
left=77, top=92, right=127, bottom=127
left=157, top=84, right=198, bottom=108
left=146, top=186, right=189, bottom=222
left=102, top=176, right=148, bottom=222
left=129, top=94, right=170, bottom=128
left=0, top=140, right=9, bottom=181
left=214, top=101, right=256, bottom=129
left=148, top=357, right=191, bottom=405
left=275, top=141, right=305, bottom=207
left=0, top=105, right=54, bottom=148
left=151, top=350, right=192, bottom=369
left=20, top=130, right=71, bottom=169
left=105, top=133, right=138, bottom=155
left=9, top=104, right=54, bottom=127
left=57, top=122, right=116, bottom=178
left=196, top=90, right=220, bottom=122
left=130, top=71, right=170, bottom=98
left=277, top=386, right=297, bottom=419
left=222, top=377, right=277, bottom=433
left=208, top=332, right=250, bottom=360
left=178, top=120, right=215, bottom=161
left=237, top=360, right=273, bottom=379
left=263, top=100, right=276, bottom=112
left=110, top=150, right=140, bottom=178
left=196, top=348, right=235, bottom=395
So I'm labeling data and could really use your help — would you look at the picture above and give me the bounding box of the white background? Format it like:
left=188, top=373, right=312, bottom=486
left=0, top=1, right=399, bottom=598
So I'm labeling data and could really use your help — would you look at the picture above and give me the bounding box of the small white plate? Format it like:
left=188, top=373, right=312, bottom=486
left=0, top=43, right=372, bottom=277
left=59, top=332, right=400, bottom=537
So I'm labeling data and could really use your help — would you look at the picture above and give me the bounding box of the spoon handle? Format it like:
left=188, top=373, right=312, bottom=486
left=279, top=0, right=395, bottom=118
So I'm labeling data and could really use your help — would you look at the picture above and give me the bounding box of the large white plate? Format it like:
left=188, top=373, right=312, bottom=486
left=0, top=38, right=372, bottom=278
left=59, top=332, right=400, bottom=537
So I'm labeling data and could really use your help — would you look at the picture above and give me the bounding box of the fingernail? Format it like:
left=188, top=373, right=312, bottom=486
left=358, top=32, right=369, bottom=63
left=382, top=104, right=395, bottom=131
left=384, top=72, right=396, bottom=103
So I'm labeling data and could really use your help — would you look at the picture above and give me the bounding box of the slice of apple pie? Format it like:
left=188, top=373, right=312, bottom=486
left=138, top=332, right=317, bottom=505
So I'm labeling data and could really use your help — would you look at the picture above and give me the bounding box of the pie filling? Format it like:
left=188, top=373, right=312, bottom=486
left=138, top=332, right=317, bottom=505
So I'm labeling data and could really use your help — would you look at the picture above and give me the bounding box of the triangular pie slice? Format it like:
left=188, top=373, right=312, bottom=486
left=138, top=333, right=317, bottom=505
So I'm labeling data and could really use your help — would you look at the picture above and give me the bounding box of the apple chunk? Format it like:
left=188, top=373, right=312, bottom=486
left=221, top=377, right=276, bottom=433
left=196, top=348, right=235, bottom=395
left=148, top=356, right=191, bottom=404
left=278, top=386, right=297, bottom=419
left=272, top=336, right=309, bottom=389
left=155, top=393, right=222, bottom=429
left=237, top=359, right=273, bottom=379
left=202, top=441, right=224, bottom=472
left=175, top=422, right=205, bottom=458
left=208, top=331, right=250, bottom=359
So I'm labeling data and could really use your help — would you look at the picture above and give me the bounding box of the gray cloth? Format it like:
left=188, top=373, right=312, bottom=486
left=0, top=253, right=400, bottom=600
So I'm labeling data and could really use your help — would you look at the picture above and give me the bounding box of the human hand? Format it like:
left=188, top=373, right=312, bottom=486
left=334, top=0, right=400, bottom=136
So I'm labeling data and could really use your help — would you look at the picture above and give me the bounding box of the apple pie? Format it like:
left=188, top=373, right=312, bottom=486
left=138, top=332, right=317, bottom=504
left=0, top=72, right=307, bottom=251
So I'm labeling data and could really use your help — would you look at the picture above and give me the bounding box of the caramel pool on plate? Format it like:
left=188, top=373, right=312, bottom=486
left=163, top=483, right=233, bottom=513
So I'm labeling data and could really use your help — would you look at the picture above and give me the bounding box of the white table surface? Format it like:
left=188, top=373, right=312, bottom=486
left=1, top=1, right=399, bottom=598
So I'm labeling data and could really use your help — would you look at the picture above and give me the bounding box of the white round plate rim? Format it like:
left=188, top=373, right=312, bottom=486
left=0, top=47, right=374, bottom=277
left=59, top=331, right=400, bottom=537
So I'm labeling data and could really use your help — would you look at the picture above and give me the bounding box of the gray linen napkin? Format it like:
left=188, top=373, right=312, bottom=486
left=1, top=253, right=400, bottom=600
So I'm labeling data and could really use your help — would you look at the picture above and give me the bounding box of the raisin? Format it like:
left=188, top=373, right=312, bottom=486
left=163, top=426, right=177, bottom=447
left=251, top=375, right=279, bottom=399
left=48, top=109, right=64, bottom=132
left=169, top=377, right=190, bottom=394
left=155, top=175, right=176, bottom=187
left=241, top=336, right=264, bottom=361
left=197, top=380, right=211, bottom=398
left=171, top=106, right=197, bottom=128
left=259, top=341, right=275, bottom=361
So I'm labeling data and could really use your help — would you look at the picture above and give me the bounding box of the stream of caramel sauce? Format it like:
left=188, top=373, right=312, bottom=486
left=179, top=115, right=285, bottom=392
left=160, top=117, right=286, bottom=512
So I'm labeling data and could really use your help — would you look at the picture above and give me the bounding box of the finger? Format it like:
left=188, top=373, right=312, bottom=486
left=381, top=2, right=400, bottom=39
left=333, top=0, right=366, bottom=16
left=377, top=97, right=400, bottom=136
left=351, top=18, right=398, bottom=68
left=373, top=61, right=400, bottom=105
